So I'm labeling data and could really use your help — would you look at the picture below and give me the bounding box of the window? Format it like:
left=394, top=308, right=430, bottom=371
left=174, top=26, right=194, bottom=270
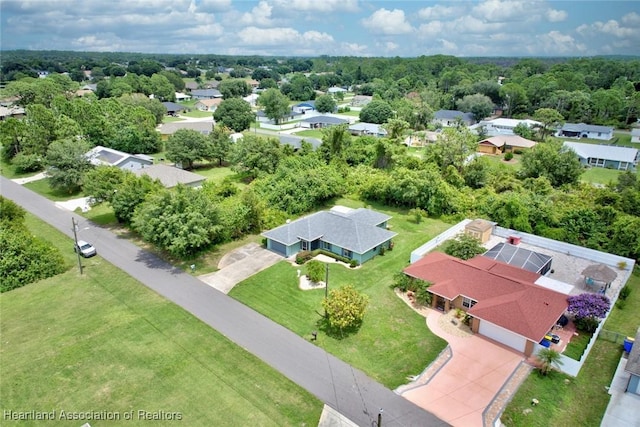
left=462, top=297, right=476, bottom=309
left=342, top=249, right=353, bottom=259
left=322, top=241, right=331, bottom=251
left=300, top=240, right=309, bottom=251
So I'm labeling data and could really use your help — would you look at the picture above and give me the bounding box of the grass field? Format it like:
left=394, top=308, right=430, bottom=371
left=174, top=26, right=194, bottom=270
left=181, top=110, right=213, bottom=118
left=0, top=214, right=322, bottom=427
left=230, top=198, right=450, bottom=388
left=581, top=167, right=623, bottom=186
left=23, top=178, right=84, bottom=201
left=295, top=129, right=324, bottom=139
left=501, top=268, right=640, bottom=426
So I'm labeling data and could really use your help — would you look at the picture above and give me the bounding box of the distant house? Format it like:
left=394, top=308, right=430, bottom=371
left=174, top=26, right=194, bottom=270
left=203, top=80, right=220, bottom=89
left=299, top=115, right=348, bottom=129
left=558, top=123, right=614, bottom=141
left=477, top=135, right=537, bottom=155
left=278, top=134, right=322, bottom=150
left=256, top=110, right=303, bottom=123
left=247, top=79, right=260, bottom=89
left=631, top=128, right=640, bottom=144
left=563, top=141, right=638, bottom=171
left=0, top=105, right=25, bottom=121
left=195, top=98, right=222, bottom=112
left=404, top=252, right=568, bottom=356
left=327, top=86, right=348, bottom=94
left=190, top=89, right=223, bottom=100
left=132, top=164, right=205, bottom=188
left=157, top=121, right=213, bottom=141
left=85, top=146, right=153, bottom=171
left=162, top=102, right=186, bottom=116
left=625, top=327, right=640, bottom=394
left=262, top=206, right=397, bottom=264
left=348, top=122, right=387, bottom=137
left=175, top=92, right=191, bottom=102
left=292, top=101, right=316, bottom=114
left=185, top=82, right=199, bottom=91
left=472, top=118, right=541, bottom=136
left=433, top=110, right=475, bottom=127
left=243, top=93, right=259, bottom=107
left=351, top=95, right=373, bottom=107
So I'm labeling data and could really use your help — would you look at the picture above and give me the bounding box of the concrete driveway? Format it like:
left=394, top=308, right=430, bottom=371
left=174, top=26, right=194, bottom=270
left=198, top=243, right=282, bottom=293
left=402, top=310, right=523, bottom=427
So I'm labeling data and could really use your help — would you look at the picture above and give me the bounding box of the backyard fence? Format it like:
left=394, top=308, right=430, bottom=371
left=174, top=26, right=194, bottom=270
left=599, top=329, right=629, bottom=344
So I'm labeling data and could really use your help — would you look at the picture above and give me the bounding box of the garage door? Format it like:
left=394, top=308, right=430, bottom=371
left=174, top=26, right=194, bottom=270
left=268, top=240, right=287, bottom=256
left=479, top=320, right=526, bottom=353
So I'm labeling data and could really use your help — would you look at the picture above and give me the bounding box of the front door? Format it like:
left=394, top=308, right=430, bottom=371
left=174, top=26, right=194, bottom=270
left=436, top=296, right=445, bottom=311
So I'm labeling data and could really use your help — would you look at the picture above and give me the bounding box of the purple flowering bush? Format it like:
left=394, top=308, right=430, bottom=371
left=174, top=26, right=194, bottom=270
left=567, top=293, right=611, bottom=332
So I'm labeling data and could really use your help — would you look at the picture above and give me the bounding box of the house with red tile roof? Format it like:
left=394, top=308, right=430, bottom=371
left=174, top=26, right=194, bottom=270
left=404, top=252, right=568, bottom=356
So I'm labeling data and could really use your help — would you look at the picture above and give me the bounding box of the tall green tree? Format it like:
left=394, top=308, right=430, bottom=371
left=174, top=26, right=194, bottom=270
left=209, top=125, right=233, bottom=166
left=229, top=134, right=283, bottom=179
left=533, top=107, right=565, bottom=140
left=45, top=138, right=93, bottom=193
left=424, top=126, right=478, bottom=173
left=111, top=174, right=162, bottom=224
left=82, top=166, right=129, bottom=205
left=314, top=94, right=337, bottom=113
left=257, top=88, right=291, bottom=124
left=218, top=79, right=252, bottom=99
left=166, top=128, right=213, bottom=170
left=456, top=93, right=493, bottom=122
left=520, top=141, right=583, bottom=187
left=359, top=100, right=394, bottom=124
left=319, top=124, right=351, bottom=161
left=213, top=98, right=254, bottom=132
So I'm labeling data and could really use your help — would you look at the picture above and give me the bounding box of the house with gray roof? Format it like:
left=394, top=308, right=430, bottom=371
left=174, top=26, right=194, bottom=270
left=157, top=121, right=213, bottom=141
left=631, top=128, right=640, bottom=144
left=132, top=164, right=205, bottom=188
left=190, top=89, right=223, bottom=100
left=278, top=134, right=322, bottom=150
left=563, top=141, right=638, bottom=171
left=558, top=123, right=614, bottom=141
left=85, top=145, right=153, bottom=171
left=348, top=122, right=387, bottom=137
left=300, top=115, right=348, bottom=129
left=433, top=110, right=475, bottom=127
left=162, top=102, right=186, bottom=116
left=262, top=206, right=397, bottom=264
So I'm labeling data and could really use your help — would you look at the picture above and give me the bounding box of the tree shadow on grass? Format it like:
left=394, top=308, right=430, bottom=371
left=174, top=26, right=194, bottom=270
left=315, top=315, right=364, bottom=340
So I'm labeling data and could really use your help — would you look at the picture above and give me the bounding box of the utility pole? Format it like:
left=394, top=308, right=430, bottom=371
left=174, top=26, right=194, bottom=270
left=72, top=217, right=83, bottom=275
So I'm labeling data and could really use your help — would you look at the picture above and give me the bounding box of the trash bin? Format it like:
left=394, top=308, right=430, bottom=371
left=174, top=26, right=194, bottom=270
left=623, top=337, right=635, bottom=353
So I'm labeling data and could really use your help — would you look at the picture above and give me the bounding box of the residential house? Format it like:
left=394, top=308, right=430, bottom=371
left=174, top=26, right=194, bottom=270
left=0, top=106, right=26, bottom=121
left=477, top=135, right=537, bottom=155
left=256, top=110, right=303, bottom=123
left=262, top=206, right=397, bottom=264
left=299, top=115, right=348, bottom=129
left=563, top=141, right=638, bottom=171
left=433, top=110, right=475, bottom=127
left=203, top=80, right=220, bottom=89
left=348, top=122, right=387, bottom=137
left=195, top=98, right=222, bottom=112
left=247, top=79, right=260, bottom=89
left=157, top=121, right=213, bottom=141
left=132, top=164, right=205, bottom=188
left=351, top=95, right=373, bottom=107
left=625, top=327, right=640, bottom=394
left=185, top=82, right=199, bottom=91
left=558, top=123, right=614, bottom=141
left=328, top=86, right=348, bottom=94
left=243, top=93, right=259, bottom=107
left=278, top=134, right=322, bottom=150
left=292, top=101, right=316, bottom=114
left=162, top=102, right=186, bottom=116
left=85, top=146, right=153, bottom=171
left=472, top=118, right=541, bottom=136
left=404, top=252, right=568, bottom=356
left=190, top=89, right=223, bottom=100
left=175, top=92, right=191, bottom=102
left=631, top=128, right=640, bottom=143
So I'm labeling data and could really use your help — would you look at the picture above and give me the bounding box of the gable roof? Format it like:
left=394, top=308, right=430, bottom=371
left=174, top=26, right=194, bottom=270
left=404, top=252, right=568, bottom=342
left=348, top=122, right=387, bottom=135
left=484, top=118, right=541, bottom=128
left=278, top=134, right=322, bottom=149
left=196, top=98, right=222, bottom=107
left=563, top=141, right=638, bottom=163
left=132, top=164, right=204, bottom=188
left=561, top=122, right=613, bottom=133
left=191, top=89, right=223, bottom=98
left=478, top=135, right=537, bottom=149
left=301, top=115, right=348, bottom=125
left=262, top=207, right=396, bottom=254
left=631, top=128, right=640, bottom=137
left=158, top=121, right=213, bottom=136
left=162, top=102, right=186, bottom=113
left=434, top=110, right=474, bottom=122
left=85, top=145, right=153, bottom=168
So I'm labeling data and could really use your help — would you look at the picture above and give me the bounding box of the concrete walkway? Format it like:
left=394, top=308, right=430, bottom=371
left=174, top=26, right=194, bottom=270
left=1, top=176, right=447, bottom=427
left=11, top=171, right=47, bottom=184
left=402, top=310, right=523, bottom=427
left=198, top=243, right=282, bottom=294
left=601, top=356, right=640, bottom=426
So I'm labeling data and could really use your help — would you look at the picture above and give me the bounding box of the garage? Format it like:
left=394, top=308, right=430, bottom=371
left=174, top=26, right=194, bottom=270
left=479, top=320, right=527, bottom=353
left=267, top=240, right=287, bottom=256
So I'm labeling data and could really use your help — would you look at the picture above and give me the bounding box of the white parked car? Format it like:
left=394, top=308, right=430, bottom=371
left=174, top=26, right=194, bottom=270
left=74, top=240, right=97, bottom=258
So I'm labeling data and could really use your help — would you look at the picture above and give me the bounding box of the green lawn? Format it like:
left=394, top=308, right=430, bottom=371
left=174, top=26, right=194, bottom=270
left=230, top=198, right=450, bottom=388
left=0, top=214, right=322, bottom=427
left=502, top=268, right=640, bottom=426
left=295, top=129, right=324, bottom=139
left=23, top=178, right=84, bottom=201
left=581, top=167, right=624, bottom=186
left=0, top=157, right=43, bottom=180
left=562, top=330, right=592, bottom=360
left=181, top=110, right=213, bottom=118
left=162, top=115, right=185, bottom=123
left=338, top=110, right=361, bottom=117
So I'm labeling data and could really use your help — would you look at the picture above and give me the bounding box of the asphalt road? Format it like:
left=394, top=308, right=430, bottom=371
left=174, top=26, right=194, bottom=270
left=1, top=176, right=447, bottom=427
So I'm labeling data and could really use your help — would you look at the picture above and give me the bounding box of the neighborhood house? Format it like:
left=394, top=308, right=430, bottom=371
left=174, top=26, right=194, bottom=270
left=433, top=110, right=475, bottom=127
left=563, top=141, right=638, bottom=171
left=85, top=145, right=153, bottom=171
left=558, top=123, right=614, bottom=141
left=477, top=135, right=537, bottom=155
left=262, top=206, right=397, bottom=265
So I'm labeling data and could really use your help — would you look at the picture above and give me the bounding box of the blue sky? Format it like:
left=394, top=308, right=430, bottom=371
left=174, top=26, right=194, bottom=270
left=2, top=1, right=639, bottom=57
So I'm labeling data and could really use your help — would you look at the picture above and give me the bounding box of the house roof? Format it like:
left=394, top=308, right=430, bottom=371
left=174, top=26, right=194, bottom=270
left=434, top=110, right=474, bottom=122
left=630, top=128, right=640, bottom=137
left=625, top=327, right=640, bottom=376
left=191, top=89, right=223, bottom=98
left=294, top=101, right=316, bottom=108
left=483, top=242, right=552, bottom=274
left=328, top=86, right=348, bottom=93
left=301, top=115, right=348, bottom=125
left=157, top=121, right=213, bottom=135
left=132, top=164, right=205, bottom=188
left=404, top=252, right=568, bottom=342
left=262, top=207, right=397, bottom=254
left=185, top=82, right=199, bottom=90
left=196, top=98, right=222, bottom=107
left=278, top=135, right=322, bottom=149
left=85, top=145, right=153, bottom=168
left=563, top=141, right=639, bottom=163
left=162, top=102, right=186, bottom=113
left=484, top=118, right=541, bottom=128
left=349, top=122, right=387, bottom=135
left=478, top=135, right=537, bottom=149
left=561, top=122, right=613, bottom=133
left=465, top=219, right=494, bottom=233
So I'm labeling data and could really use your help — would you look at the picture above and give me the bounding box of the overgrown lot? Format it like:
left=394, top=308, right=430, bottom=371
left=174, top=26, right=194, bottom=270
left=0, top=214, right=322, bottom=427
left=230, top=198, right=450, bottom=388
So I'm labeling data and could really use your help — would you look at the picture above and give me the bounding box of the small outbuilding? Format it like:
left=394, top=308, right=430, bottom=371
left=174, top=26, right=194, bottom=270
left=464, top=219, right=494, bottom=243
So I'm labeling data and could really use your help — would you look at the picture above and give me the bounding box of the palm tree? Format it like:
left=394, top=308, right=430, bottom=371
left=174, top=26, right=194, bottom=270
left=537, top=348, right=563, bottom=376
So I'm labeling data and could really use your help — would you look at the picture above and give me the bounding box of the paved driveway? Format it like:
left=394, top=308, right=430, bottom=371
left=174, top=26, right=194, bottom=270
left=402, top=311, right=523, bottom=427
left=198, top=243, right=282, bottom=293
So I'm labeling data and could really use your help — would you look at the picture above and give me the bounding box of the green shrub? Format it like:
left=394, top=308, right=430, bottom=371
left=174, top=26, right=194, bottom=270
left=504, top=151, right=514, bottom=161
left=575, top=316, right=600, bottom=333
left=513, top=149, right=524, bottom=155
left=349, top=260, right=359, bottom=268
left=379, top=246, right=386, bottom=256
left=393, top=272, right=411, bottom=291
left=615, top=299, right=627, bottom=310
left=306, top=260, right=325, bottom=282
left=296, top=250, right=313, bottom=265
left=619, top=285, right=631, bottom=300
left=13, top=153, right=44, bottom=173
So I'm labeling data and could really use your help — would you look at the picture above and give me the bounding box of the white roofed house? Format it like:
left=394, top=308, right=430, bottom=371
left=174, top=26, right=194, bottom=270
left=433, top=110, right=475, bottom=127
left=85, top=146, right=153, bottom=171
left=471, top=118, right=541, bottom=136
left=563, top=141, right=638, bottom=171
left=630, top=128, right=640, bottom=143
left=558, top=123, right=614, bottom=141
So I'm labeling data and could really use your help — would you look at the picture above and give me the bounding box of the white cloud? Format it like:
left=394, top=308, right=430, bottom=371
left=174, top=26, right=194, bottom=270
left=472, top=0, right=531, bottom=23
left=546, top=9, right=567, bottom=22
left=577, top=18, right=640, bottom=39
left=340, top=42, right=370, bottom=56
left=240, top=1, right=274, bottom=27
left=361, top=8, right=414, bottom=35
left=417, top=5, right=460, bottom=20
left=273, top=0, right=359, bottom=13
left=622, top=12, right=640, bottom=25
left=536, top=30, right=586, bottom=55
left=417, top=21, right=445, bottom=39
left=237, top=26, right=333, bottom=46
